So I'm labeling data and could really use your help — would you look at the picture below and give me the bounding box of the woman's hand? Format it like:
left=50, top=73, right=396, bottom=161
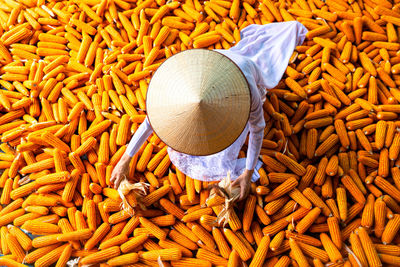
left=110, top=154, right=131, bottom=189
left=231, top=169, right=254, bottom=201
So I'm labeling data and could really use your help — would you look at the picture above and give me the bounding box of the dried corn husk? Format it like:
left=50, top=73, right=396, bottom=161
left=118, top=177, right=149, bottom=215
left=207, top=172, right=240, bottom=226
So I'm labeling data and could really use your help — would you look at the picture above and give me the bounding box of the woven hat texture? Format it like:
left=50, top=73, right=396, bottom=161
left=146, top=49, right=251, bottom=156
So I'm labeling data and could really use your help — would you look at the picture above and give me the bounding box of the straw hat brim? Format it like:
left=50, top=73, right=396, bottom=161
left=146, top=49, right=251, bottom=156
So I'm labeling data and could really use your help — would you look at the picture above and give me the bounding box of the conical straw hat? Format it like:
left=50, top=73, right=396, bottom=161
left=146, top=49, right=251, bottom=156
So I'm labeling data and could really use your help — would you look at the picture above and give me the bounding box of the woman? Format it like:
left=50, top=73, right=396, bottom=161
left=111, top=21, right=307, bottom=201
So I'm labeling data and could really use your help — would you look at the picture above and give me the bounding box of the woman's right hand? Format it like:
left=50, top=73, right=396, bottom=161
left=110, top=154, right=131, bottom=189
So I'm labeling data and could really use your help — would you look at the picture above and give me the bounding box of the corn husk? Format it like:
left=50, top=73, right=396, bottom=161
left=157, top=256, right=165, bottom=267
left=207, top=172, right=240, bottom=226
left=117, top=177, right=149, bottom=216
left=67, top=258, right=79, bottom=267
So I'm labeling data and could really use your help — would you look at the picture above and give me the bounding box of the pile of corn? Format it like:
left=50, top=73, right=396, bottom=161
left=0, top=0, right=400, bottom=265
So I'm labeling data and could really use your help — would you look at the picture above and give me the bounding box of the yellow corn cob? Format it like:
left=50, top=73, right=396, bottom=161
left=35, top=243, right=69, bottom=267
left=341, top=175, right=366, bottom=204
left=159, top=198, right=185, bottom=220
left=141, top=248, right=182, bottom=261
left=361, top=194, right=375, bottom=228
left=120, top=233, right=149, bottom=253
left=320, top=233, right=343, bottom=263
left=169, top=228, right=199, bottom=250
left=0, top=226, right=10, bottom=255
left=0, top=178, right=12, bottom=205
left=81, top=120, right=112, bottom=141
left=159, top=239, right=193, bottom=257
left=24, top=244, right=60, bottom=264
left=196, top=248, right=228, bottom=265
left=209, top=227, right=230, bottom=259
left=154, top=154, right=171, bottom=178
left=36, top=171, right=70, bottom=185
left=284, top=77, right=307, bottom=99
left=107, top=252, right=139, bottom=266
left=288, top=188, right=312, bottom=210
left=295, top=207, right=321, bottom=234
left=224, top=229, right=252, bottom=261
left=56, top=228, right=92, bottom=242
left=0, top=208, right=25, bottom=227
left=275, top=152, right=306, bottom=176
left=55, top=244, right=72, bottom=267
left=22, top=220, right=60, bottom=235
left=182, top=208, right=213, bottom=223
left=171, top=258, right=212, bottom=267
left=267, top=229, right=284, bottom=251
left=249, top=235, right=270, bottom=267
left=19, top=158, right=55, bottom=174
left=80, top=246, right=121, bottom=265
left=255, top=205, right=271, bottom=225
left=8, top=224, right=32, bottom=251
left=336, top=187, right=347, bottom=222
left=374, top=197, right=386, bottom=238
left=86, top=199, right=97, bottom=231
left=303, top=188, right=331, bottom=217
left=62, top=169, right=80, bottom=203
left=139, top=217, right=167, bottom=240
left=7, top=232, right=26, bottom=262
left=382, top=214, right=400, bottom=244
left=242, top=194, right=257, bottom=231
left=141, top=184, right=171, bottom=206
left=374, top=244, right=400, bottom=256
left=357, top=227, right=382, bottom=266
left=57, top=218, right=81, bottom=250
left=149, top=214, right=176, bottom=227
left=116, top=114, right=130, bottom=146
left=41, top=131, right=70, bottom=152
left=264, top=177, right=298, bottom=202
left=375, top=176, right=400, bottom=202
left=227, top=250, right=241, bottom=267
left=327, top=216, right=342, bottom=250
left=297, top=242, right=329, bottom=263
left=136, top=143, right=153, bottom=172
left=85, top=222, right=111, bottom=250
left=99, top=234, right=128, bottom=250
left=289, top=238, right=309, bottom=267
left=74, top=136, right=96, bottom=157
left=108, top=210, right=131, bottom=225
left=0, top=258, right=29, bottom=267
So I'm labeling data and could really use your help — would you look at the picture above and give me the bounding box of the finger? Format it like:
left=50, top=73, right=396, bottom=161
left=114, top=178, right=120, bottom=189
left=232, top=179, right=239, bottom=187
left=110, top=176, right=115, bottom=184
left=111, top=175, right=119, bottom=187
left=239, top=187, right=245, bottom=201
left=244, top=187, right=250, bottom=200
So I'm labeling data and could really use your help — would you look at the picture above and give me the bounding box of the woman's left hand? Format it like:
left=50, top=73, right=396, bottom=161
left=232, top=169, right=254, bottom=201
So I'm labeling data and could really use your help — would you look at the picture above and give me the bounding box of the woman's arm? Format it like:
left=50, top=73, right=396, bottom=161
left=125, top=117, right=154, bottom=157
left=232, top=85, right=265, bottom=200
left=110, top=117, right=153, bottom=188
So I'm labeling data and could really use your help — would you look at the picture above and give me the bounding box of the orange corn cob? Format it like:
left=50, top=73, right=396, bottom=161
left=80, top=246, right=121, bottom=265
left=320, top=233, right=342, bottom=263
left=224, top=229, right=252, bottom=261
left=357, top=227, right=382, bottom=266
